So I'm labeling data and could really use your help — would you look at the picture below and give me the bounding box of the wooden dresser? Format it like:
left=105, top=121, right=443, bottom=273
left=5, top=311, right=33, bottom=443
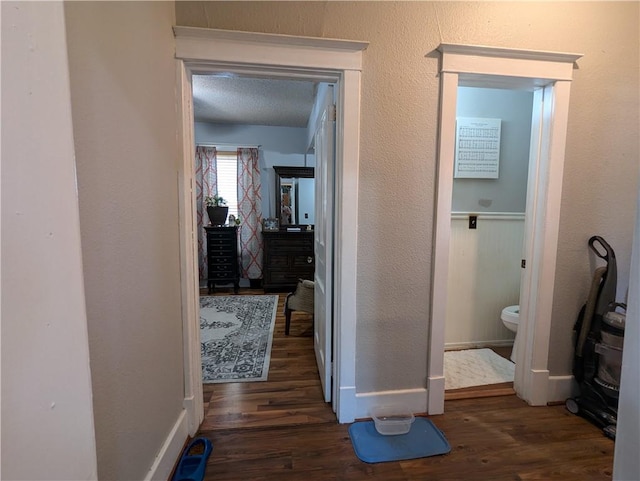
left=262, top=230, right=314, bottom=292
left=204, top=226, right=239, bottom=294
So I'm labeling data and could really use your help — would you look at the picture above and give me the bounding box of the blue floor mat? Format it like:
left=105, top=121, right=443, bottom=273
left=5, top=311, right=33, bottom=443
left=348, top=417, right=451, bottom=464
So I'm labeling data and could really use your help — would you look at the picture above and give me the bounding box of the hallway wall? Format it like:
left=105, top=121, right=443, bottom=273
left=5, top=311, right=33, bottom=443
left=65, top=3, right=184, bottom=480
left=1, top=3, right=98, bottom=478
left=176, top=2, right=639, bottom=390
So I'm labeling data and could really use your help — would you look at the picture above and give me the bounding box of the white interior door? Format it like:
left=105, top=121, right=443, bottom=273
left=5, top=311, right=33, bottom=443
left=314, top=103, right=335, bottom=403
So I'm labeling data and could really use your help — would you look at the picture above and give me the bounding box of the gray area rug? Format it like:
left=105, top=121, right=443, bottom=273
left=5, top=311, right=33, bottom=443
left=444, top=348, right=515, bottom=390
left=200, top=295, right=278, bottom=383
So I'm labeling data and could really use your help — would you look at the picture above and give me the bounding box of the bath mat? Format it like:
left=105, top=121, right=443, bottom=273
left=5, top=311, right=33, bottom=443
left=348, top=417, right=451, bottom=463
left=444, top=348, right=515, bottom=390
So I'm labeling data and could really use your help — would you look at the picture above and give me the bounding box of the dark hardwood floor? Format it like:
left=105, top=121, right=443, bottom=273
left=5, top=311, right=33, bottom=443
left=194, top=288, right=614, bottom=480
left=200, top=288, right=335, bottom=431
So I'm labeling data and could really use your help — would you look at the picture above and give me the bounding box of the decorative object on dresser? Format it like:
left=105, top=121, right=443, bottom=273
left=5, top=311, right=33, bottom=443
left=204, top=225, right=239, bottom=294
left=205, top=194, right=228, bottom=226
left=262, top=217, right=279, bottom=232
left=262, top=230, right=314, bottom=292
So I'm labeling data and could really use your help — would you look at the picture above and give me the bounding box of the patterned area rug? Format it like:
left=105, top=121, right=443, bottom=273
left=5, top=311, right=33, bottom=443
left=444, top=348, right=515, bottom=390
left=200, top=295, right=278, bottom=383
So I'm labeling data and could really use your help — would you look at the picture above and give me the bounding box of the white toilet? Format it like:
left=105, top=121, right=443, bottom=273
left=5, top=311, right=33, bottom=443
left=501, top=305, right=520, bottom=363
left=501, top=305, right=520, bottom=333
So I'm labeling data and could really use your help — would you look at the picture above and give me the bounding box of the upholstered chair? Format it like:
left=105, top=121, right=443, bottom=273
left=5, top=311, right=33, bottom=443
left=284, top=279, right=315, bottom=335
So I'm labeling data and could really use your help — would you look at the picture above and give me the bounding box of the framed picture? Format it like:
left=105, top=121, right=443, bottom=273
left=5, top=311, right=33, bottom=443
left=262, top=217, right=280, bottom=232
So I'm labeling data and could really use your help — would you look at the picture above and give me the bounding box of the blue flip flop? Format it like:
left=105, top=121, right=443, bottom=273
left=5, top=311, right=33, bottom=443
left=172, top=437, right=213, bottom=481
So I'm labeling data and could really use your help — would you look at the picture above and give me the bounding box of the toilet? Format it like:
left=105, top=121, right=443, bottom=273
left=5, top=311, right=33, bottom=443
left=501, top=305, right=520, bottom=363
left=501, top=305, right=520, bottom=333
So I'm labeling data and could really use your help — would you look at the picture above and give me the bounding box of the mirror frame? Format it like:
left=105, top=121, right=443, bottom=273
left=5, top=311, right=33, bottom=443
left=274, top=166, right=315, bottom=227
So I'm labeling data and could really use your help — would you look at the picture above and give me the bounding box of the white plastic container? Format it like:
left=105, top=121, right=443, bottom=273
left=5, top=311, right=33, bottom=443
left=371, top=405, right=415, bottom=435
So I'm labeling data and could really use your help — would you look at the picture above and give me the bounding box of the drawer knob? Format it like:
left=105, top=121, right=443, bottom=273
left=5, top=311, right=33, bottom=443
left=307, top=256, right=313, bottom=264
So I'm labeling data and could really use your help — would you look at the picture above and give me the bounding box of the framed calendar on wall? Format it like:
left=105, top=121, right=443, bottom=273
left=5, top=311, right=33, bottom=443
left=454, top=117, right=502, bottom=179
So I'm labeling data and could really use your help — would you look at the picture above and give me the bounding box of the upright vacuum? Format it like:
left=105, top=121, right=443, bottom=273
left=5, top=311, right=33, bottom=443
left=566, top=236, right=626, bottom=440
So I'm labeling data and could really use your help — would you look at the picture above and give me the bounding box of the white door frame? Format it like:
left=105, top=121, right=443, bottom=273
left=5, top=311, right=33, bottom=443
left=428, top=44, right=582, bottom=414
left=173, top=27, right=368, bottom=431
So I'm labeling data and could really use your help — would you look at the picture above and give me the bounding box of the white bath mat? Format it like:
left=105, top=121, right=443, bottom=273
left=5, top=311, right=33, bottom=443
left=444, top=348, right=515, bottom=390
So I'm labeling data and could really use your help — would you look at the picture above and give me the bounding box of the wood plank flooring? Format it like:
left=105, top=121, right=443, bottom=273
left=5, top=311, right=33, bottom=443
left=200, top=288, right=335, bottom=431
left=195, top=288, right=614, bottom=480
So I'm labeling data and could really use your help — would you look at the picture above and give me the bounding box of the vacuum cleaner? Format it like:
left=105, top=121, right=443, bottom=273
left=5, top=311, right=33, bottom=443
left=566, top=236, right=626, bottom=440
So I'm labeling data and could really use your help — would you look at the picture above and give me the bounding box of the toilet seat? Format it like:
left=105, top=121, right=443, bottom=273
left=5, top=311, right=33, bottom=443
left=501, top=305, right=519, bottom=333
left=501, top=305, right=519, bottom=323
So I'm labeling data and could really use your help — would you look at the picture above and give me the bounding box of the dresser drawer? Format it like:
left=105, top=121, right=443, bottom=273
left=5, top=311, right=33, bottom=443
left=208, top=260, right=234, bottom=271
left=266, top=254, right=290, bottom=268
left=292, top=254, right=314, bottom=268
left=208, top=245, right=235, bottom=257
left=207, top=230, right=234, bottom=239
left=265, top=268, right=313, bottom=285
left=268, top=238, right=313, bottom=252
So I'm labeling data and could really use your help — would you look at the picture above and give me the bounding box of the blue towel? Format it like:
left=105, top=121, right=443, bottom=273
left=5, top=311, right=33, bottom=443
left=348, top=417, right=451, bottom=464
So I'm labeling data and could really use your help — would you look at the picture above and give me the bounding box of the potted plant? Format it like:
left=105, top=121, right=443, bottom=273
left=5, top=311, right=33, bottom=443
left=205, top=194, right=229, bottom=226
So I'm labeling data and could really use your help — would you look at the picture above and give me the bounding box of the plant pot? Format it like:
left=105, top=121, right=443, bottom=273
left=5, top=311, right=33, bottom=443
left=207, top=206, right=229, bottom=225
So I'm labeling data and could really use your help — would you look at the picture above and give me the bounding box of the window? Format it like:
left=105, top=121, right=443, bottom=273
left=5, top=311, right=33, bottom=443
left=216, top=151, right=238, bottom=219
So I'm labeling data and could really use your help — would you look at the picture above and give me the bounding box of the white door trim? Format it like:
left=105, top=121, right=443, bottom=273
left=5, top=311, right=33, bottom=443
left=176, top=60, right=204, bottom=434
left=174, top=27, right=368, bottom=428
left=429, top=44, right=582, bottom=414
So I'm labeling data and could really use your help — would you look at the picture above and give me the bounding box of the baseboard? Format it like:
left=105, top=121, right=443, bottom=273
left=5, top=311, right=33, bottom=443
left=547, top=375, right=577, bottom=404
left=352, top=376, right=575, bottom=421
left=427, top=376, right=445, bottom=414
left=337, top=385, right=357, bottom=423
left=445, top=340, right=514, bottom=350
left=144, top=409, right=189, bottom=481
left=354, top=388, right=428, bottom=420
left=182, top=395, right=202, bottom=435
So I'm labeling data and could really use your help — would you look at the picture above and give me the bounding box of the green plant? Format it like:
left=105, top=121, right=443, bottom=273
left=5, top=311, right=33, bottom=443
left=204, top=194, right=227, bottom=207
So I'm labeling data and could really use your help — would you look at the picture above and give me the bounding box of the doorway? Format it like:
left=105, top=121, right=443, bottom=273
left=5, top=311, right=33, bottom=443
left=428, top=44, right=582, bottom=414
left=174, top=27, right=367, bottom=433
left=443, top=86, right=534, bottom=399
left=193, top=76, right=335, bottom=427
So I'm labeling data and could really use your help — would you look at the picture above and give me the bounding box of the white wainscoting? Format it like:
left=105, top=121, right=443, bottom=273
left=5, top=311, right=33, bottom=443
left=446, top=213, right=525, bottom=348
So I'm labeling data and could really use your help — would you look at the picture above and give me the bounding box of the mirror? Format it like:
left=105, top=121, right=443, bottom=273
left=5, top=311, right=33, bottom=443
left=274, top=166, right=315, bottom=227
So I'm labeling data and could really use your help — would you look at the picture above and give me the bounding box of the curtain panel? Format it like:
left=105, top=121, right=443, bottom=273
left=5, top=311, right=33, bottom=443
left=237, top=148, right=263, bottom=279
left=195, top=146, right=217, bottom=282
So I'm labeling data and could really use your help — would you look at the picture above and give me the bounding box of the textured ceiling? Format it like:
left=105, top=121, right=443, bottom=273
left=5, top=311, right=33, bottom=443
left=192, top=75, right=317, bottom=128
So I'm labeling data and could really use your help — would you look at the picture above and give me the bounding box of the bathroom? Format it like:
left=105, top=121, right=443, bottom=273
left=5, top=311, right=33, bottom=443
left=444, top=85, right=534, bottom=392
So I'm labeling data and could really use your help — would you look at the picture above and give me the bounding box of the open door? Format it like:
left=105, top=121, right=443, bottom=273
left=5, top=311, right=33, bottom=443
left=314, top=101, right=335, bottom=403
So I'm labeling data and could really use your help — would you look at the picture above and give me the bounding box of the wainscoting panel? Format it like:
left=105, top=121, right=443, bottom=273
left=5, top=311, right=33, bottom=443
left=446, top=213, right=524, bottom=346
